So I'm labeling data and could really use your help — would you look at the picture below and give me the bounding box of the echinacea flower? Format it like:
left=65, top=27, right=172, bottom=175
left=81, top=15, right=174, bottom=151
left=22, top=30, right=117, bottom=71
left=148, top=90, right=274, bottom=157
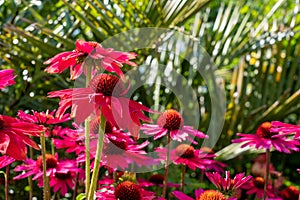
left=138, top=174, right=180, bottom=188
left=0, top=115, right=43, bottom=160
left=270, top=121, right=300, bottom=135
left=0, top=69, right=16, bottom=89
left=53, top=126, right=84, bottom=155
left=49, top=73, right=155, bottom=138
left=251, top=154, right=276, bottom=178
left=241, top=176, right=277, bottom=199
left=173, top=188, right=235, bottom=200
left=205, top=171, right=252, bottom=196
left=232, top=122, right=300, bottom=153
left=78, top=129, right=155, bottom=171
left=14, top=154, right=83, bottom=195
left=141, top=109, right=207, bottom=143
left=44, top=39, right=137, bottom=80
left=0, top=155, right=14, bottom=168
left=280, top=186, right=299, bottom=200
left=49, top=168, right=84, bottom=196
left=156, top=144, right=226, bottom=172
left=17, top=110, right=71, bottom=125
left=96, top=180, right=164, bottom=200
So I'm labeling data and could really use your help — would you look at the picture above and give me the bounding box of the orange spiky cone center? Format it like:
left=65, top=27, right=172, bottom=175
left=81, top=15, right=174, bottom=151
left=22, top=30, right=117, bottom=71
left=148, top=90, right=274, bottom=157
left=175, top=144, right=195, bottom=158
left=157, top=109, right=183, bottom=130
left=114, top=181, right=142, bottom=200
left=196, top=190, right=226, bottom=200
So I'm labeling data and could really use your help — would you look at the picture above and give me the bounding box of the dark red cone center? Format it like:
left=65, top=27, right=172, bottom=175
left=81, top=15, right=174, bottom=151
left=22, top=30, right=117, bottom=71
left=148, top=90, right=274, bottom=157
left=157, top=109, right=183, bottom=130
left=253, top=177, right=265, bottom=189
left=89, top=74, right=124, bottom=96
left=55, top=171, right=71, bottom=180
left=256, top=122, right=277, bottom=139
left=175, top=144, right=195, bottom=158
left=114, top=181, right=142, bottom=200
left=149, top=174, right=164, bottom=185
left=36, top=154, right=58, bottom=170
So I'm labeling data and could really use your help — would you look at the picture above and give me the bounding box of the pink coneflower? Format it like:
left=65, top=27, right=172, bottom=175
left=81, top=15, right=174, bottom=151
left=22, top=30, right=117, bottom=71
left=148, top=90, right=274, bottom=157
left=156, top=144, right=225, bottom=172
left=14, top=154, right=82, bottom=195
left=53, top=126, right=84, bottom=154
left=96, top=180, right=163, bottom=200
left=0, top=114, right=43, bottom=160
left=280, top=186, right=299, bottom=200
left=0, top=69, right=16, bottom=89
left=232, top=122, right=300, bottom=153
left=44, top=39, right=137, bottom=80
left=138, top=174, right=180, bottom=188
left=241, top=176, right=277, bottom=199
left=49, top=167, right=83, bottom=196
left=173, top=188, right=234, bottom=200
left=271, top=121, right=300, bottom=135
left=251, top=154, right=275, bottom=177
left=78, top=131, right=155, bottom=171
left=0, top=155, right=14, bottom=168
left=205, top=171, right=252, bottom=196
left=17, top=110, right=71, bottom=125
left=141, top=109, right=207, bottom=143
left=49, top=73, right=154, bottom=138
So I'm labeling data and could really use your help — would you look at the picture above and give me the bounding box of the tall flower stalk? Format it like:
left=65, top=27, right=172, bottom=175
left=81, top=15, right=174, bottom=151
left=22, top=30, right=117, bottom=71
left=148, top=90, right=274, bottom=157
left=87, top=113, right=106, bottom=200
left=264, top=149, right=271, bottom=200
left=162, top=135, right=171, bottom=198
left=84, top=65, right=92, bottom=196
left=40, top=132, right=50, bottom=200
left=180, top=165, right=186, bottom=192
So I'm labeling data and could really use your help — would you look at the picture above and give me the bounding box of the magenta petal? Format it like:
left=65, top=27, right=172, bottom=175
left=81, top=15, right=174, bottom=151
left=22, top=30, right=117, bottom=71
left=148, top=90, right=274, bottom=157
left=172, top=191, right=194, bottom=200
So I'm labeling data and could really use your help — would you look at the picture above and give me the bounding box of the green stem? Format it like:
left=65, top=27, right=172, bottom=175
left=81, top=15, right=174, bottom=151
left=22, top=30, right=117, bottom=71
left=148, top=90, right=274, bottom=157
left=51, top=138, right=55, bottom=156
left=5, top=166, right=9, bottom=200
left=180, top=165, right=186, bottom=192
left=85, top=65, right=92, bottom=196
left=85, top=116, right=91, bottom=196
left=263, top=149, right=271, bottom=200
left=87, top=113, right=106, bottom=200
left=40, top=132, right=50, bottom=200
left=162, top=135, right=171, bottom=198
left=0, top=171, right=7, bottom=200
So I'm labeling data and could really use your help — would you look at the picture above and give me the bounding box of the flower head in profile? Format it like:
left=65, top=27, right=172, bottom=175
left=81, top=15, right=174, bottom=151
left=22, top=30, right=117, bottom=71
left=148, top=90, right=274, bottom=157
left=141, top=109, right=207, bottom=144
left=156, top=144, right=226, bottom=172
left=205, top=171, right=252, bottom=197
left=0, top=155, right=14, bottom=168
left=44, top=39, right=137, bottom=80
left=241, top=176, right=277, bottom=199
left=0, top=69, right=16, bottom=89
left=0, top=115, right=44, bottom=160
left=53, top=126, right=84, bottom=155
left=17, top=110, right=71, bottom=125
left=14, top=154, right=83, bottom=195
left=280, top=186, right=299, bottom=200
left=96, top=180, right=164, bottom=200
left=232, top=122, right=300, bottom=153
left=173, top=188, right=235, bottom=200
left=138, top=174, right=180, bottom=188
left=49, top=73, right=155, bottom=138
left=78, top=128, right=155, bottom=171
left=271, top=121, right=300, bottom=141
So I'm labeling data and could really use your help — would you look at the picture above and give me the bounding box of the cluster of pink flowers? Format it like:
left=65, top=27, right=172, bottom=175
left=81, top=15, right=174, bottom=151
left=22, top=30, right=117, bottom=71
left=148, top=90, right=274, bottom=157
left=0, top=39, right=300, bottom=200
